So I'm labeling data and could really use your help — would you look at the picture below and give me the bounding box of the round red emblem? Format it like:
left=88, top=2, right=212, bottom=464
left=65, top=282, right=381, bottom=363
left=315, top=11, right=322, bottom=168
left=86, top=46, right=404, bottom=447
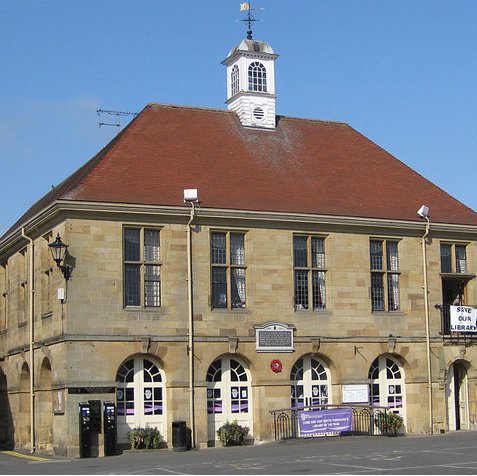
left=270, top=359, right=283, bottom=373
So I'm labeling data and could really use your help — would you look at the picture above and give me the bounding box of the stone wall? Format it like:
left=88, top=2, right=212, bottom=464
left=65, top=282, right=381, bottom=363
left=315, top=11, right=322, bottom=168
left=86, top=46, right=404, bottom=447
left=0, top=215, right=476, bottom=453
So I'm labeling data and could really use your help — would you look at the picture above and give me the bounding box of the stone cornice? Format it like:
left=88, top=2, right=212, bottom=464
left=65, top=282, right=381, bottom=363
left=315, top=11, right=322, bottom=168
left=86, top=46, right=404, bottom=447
left=2, top=199, right=477, bottom=260
left=4, top=332, right=443, bottom=358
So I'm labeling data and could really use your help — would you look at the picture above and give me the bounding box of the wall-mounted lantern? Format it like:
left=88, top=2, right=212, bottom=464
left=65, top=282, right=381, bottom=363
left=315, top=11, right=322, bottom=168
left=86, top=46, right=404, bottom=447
left=48, top=233, right=72, bottom=280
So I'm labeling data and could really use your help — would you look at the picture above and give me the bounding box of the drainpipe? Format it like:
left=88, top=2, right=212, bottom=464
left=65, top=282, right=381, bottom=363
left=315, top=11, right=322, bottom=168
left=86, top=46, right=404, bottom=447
left=186, top=202, right=196, bottom=448
left=421, top=217, right=434, bottom=435
left=21, top=228, right=35, bottom=452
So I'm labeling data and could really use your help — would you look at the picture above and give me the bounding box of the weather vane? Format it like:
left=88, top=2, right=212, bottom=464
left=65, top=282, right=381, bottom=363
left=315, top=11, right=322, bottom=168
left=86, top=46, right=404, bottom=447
left=240, top=1, right=258, bottom=40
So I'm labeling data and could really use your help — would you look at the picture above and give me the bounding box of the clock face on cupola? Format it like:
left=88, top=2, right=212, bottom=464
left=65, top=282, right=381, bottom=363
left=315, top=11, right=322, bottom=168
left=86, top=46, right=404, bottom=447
left=221, top=1, right=279, bottom=130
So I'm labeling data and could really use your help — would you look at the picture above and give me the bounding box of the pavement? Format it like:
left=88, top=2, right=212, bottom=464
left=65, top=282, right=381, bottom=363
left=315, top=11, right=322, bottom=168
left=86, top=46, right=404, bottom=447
left=2, top=431, right=477, bottom=475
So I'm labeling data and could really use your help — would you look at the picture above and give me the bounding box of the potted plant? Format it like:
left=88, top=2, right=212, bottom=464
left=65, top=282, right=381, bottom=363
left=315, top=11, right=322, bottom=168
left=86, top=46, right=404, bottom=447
left=128, top=425, right=163, bottom=449
left=216, top=420, right=250, bottom=446
left=379, top=411, right=405, bottom=435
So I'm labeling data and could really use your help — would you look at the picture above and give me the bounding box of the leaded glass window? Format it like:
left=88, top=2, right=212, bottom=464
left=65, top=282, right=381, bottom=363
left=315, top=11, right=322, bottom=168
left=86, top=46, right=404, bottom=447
left=441, top=243, right=468, bottom=274
left=440, top=244, right=452, bottom=273
left=0, top=263, right=6, bottom=330
left=456, top=246, right=467, bottom=273
left=370, top=239, right=400, bottom=312
left=294, top=235, right=327, bottom=311
left=124, top=227, right=161, bottom=308
left=211, top=232, right=246, bottom=309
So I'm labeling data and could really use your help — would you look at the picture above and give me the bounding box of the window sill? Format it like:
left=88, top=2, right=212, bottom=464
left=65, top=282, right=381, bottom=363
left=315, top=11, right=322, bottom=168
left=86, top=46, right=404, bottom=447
left=211, top=308, right=250, bottom=315
left=124, top=307, right=165, bottom=313
left=295, top=309, right=331, bottom=316
left=372, top=311, right=406, bottom=317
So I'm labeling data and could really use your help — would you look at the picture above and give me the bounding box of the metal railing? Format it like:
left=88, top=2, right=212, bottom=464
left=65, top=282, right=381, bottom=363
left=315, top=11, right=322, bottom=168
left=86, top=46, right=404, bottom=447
left=270, top=404, right=397, bottom=441
left=436, top=304, right=477, bottom=343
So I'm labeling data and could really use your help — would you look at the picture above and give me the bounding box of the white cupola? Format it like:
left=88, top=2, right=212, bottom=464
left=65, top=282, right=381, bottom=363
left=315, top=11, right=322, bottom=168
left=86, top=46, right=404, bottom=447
left=222, top=38, right=279, bottom=129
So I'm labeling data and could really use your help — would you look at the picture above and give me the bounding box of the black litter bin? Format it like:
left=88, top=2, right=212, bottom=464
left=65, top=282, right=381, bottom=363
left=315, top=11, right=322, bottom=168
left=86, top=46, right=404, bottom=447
left=172, top=421, right=189, bottom=451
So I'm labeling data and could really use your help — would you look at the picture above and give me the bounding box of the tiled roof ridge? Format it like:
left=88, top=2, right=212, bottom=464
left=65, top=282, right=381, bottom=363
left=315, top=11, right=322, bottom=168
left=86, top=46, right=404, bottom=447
left=277, top=114, right=349, bottom=126
left=147, top=102, right=229, bottom=115
left=146, top=102, right=350, bottom=126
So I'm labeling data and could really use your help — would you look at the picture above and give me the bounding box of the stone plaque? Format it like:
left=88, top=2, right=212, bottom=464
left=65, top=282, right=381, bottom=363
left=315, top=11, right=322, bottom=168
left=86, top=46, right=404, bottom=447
left=254, top=322, right=295, bottom=352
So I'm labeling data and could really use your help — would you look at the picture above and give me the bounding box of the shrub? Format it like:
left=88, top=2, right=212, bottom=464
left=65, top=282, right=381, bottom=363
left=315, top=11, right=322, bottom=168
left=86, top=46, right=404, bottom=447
left=379, top=411, right=405, bottom=435
left=128, top=425, right=163, bottom=449
left=216, top=420, right=249, bottom=446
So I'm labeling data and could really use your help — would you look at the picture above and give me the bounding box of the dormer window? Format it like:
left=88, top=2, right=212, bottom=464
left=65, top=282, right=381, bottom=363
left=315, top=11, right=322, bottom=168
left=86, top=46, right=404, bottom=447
left=248, top=62, right=267, bottom=92
left=231, top=65, right=240, bottom=96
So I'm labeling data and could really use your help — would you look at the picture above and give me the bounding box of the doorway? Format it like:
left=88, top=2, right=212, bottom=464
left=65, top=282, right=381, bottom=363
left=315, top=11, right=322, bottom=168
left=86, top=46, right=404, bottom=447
left=206, top=356, right=252, bottom=443
left=115, top=356, right=167, bottom=444
left=368, top=356, right=406, bottom=422
left=290, top=355, right=331, bottom=409
left=447, top=361, right=469, bottom=431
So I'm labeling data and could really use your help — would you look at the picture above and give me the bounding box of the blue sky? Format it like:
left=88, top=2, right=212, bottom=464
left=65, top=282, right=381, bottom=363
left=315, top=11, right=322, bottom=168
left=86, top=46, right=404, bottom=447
left=1, top=0, right=476, bottom=235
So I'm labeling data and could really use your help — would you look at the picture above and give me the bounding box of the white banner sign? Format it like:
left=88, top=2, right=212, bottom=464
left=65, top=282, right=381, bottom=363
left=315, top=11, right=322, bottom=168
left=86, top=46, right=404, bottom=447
left=450, top=306, right=477, bottom=332
left=342, top=384, right=369, bottom=404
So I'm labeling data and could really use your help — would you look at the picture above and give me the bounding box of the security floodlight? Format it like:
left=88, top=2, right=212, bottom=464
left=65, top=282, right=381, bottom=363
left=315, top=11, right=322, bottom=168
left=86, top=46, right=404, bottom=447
left=183, top=189, right=199, bottom=203
left=417, top=205, right=429, bottom=219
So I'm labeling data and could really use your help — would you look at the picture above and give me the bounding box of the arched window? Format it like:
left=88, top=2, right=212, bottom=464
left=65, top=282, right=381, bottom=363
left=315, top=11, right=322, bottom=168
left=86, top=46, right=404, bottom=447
left=290, top=355, right=330, bottom=409
left=248, top=62, right=267, bottom=92
left=368, top=356, right=406, bottom=421
left=231, top=65, right=240, bottom=96
left=115, top=356, right=166, bottom=444
left=206, top=356, right=252, bottom=442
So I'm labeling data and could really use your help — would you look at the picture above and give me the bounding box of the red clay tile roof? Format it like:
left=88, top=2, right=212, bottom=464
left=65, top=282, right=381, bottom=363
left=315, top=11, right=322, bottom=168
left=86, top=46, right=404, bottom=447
left=5, top=103, right=477, bottom=234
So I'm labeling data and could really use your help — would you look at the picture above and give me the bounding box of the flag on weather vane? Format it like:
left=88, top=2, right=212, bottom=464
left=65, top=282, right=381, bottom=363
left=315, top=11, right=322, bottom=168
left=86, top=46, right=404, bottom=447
left=240, top=2, right=250, bottom=11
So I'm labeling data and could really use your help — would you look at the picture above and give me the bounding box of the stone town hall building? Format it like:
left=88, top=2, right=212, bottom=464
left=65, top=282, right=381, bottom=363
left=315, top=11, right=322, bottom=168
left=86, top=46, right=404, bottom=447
left=1, top=25, right=477, bottom=457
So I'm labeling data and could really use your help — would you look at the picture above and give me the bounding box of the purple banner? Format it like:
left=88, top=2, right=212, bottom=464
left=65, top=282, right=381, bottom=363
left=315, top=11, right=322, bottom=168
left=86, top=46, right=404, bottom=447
left=298, top=408, right=352, bottom=436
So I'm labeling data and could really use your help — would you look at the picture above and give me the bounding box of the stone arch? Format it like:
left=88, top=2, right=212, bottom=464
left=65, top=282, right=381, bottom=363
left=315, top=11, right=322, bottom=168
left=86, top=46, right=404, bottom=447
left=18, top=362, right=30, bottom=445
left=447, top=356, right=472, bottom=372
left=0, top=367, right=14, bottom=449
left=37, top=357, right=53, bottom=448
